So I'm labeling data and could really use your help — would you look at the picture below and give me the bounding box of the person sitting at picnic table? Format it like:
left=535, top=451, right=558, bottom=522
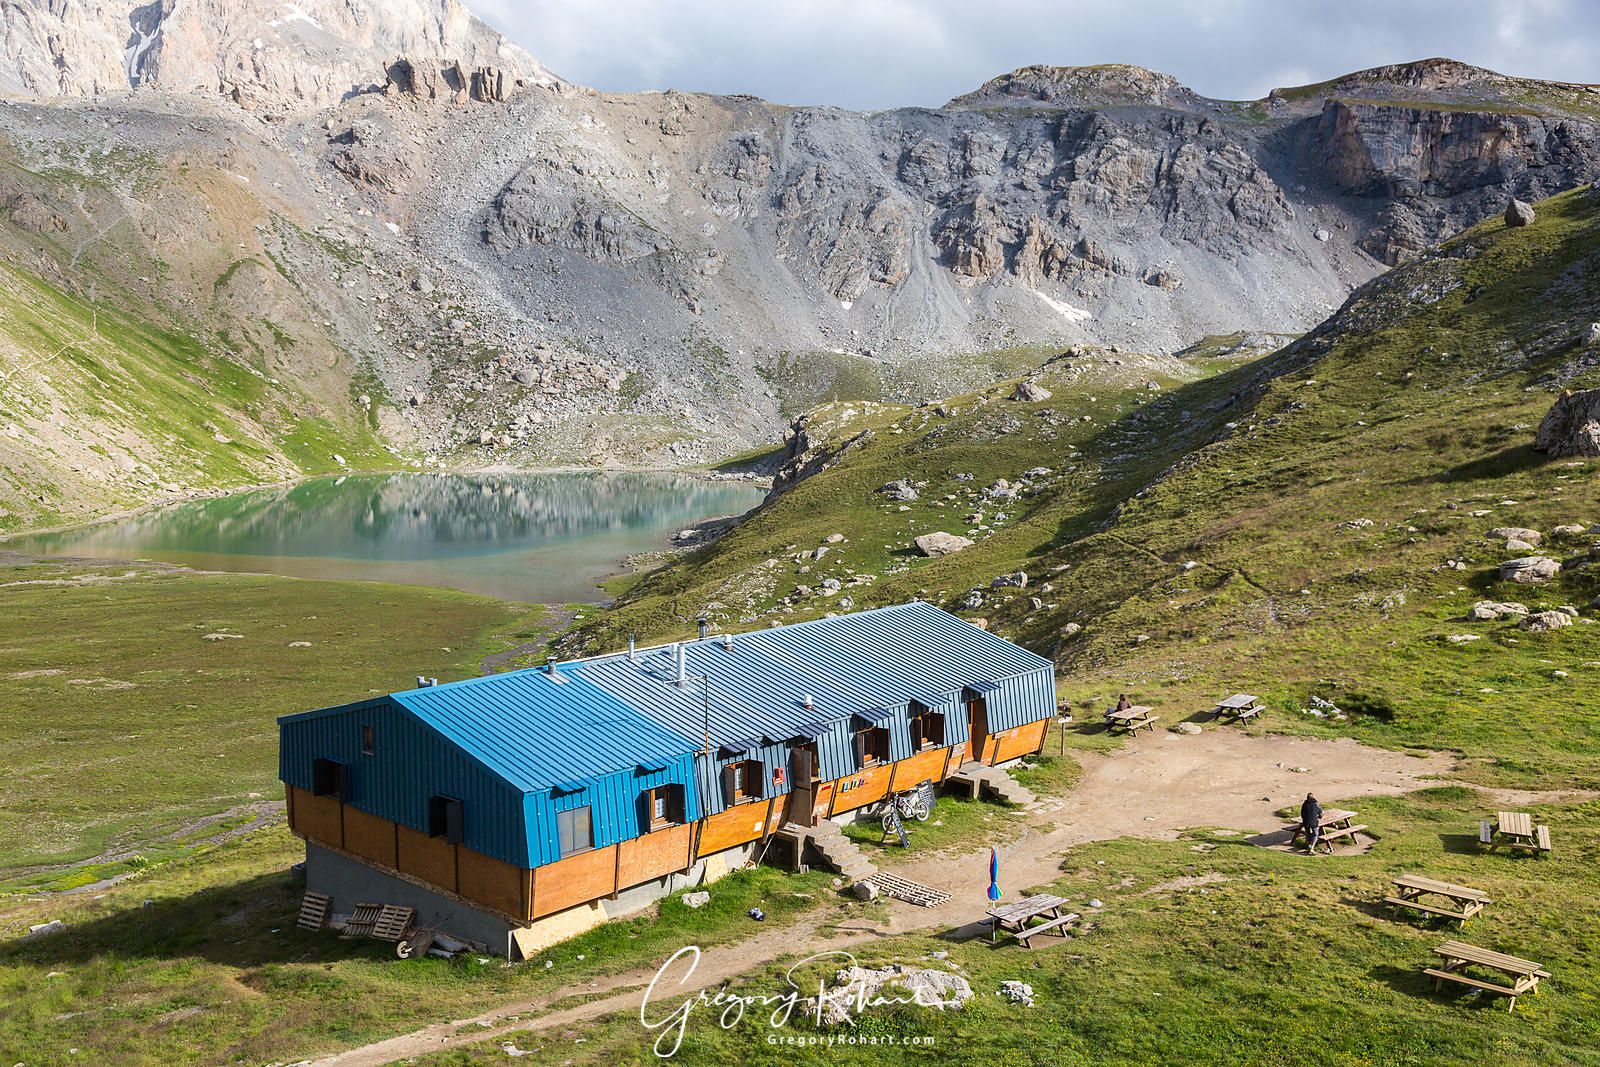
left=1300, top=793, right=1323, bottom=853
left=1106, top=693, right=1131, bottom=722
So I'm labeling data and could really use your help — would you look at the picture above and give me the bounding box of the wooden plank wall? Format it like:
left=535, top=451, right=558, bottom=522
left=288, top=785, right=343, bottom=848
left=829, top=763, right=894, bottom=815
left=617, top=824, right=694, bottom=891
left=696, top=801, right=771, bottom=856
left=991, top=719, right=1049, bottom=763
left=890, top=746, right=951, bottom=791
left=532, top=845, right=617, bottom=918
left=460, top=845, right=527, bottom=918
left=397, top=823, right=458, bottom=892
left=342, top=805, right=397, bottom=868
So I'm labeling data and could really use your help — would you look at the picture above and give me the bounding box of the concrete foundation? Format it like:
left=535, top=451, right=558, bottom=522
left=304, top=837, right=761, bottom=958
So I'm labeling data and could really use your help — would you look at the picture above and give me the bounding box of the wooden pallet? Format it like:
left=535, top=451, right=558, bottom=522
left=342, top=902, right=385, bottom=938
left=296, top=891, right=331, bottom=931
left=863, top=871, right=951, bottom=908
left=372, top=904, right=415, bottom=942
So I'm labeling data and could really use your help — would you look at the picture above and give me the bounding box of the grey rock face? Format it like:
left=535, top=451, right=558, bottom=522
left=1534, top=389, right=1600, bottom=457
left=1500, top=556, right=1561, bottom=584
left=1522, top=610, right=1572, bottom=632
left=915, top=532, right=974, bottom=557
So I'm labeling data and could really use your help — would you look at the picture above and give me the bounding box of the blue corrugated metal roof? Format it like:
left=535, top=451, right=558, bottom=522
left=386, top=668, right=698, bottom=794
left=575, top=601, right=1051, bottom=745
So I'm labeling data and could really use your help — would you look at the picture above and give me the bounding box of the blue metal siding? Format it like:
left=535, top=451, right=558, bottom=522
left=279, top=698, right=531, bottom=866
left=524, top=754, right=701, bottom=867
left=980, top=668, right=1058, bottom=731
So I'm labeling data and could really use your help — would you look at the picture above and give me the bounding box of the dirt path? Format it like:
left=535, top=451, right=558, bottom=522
left=312, top=731, right=1456, bottom=1065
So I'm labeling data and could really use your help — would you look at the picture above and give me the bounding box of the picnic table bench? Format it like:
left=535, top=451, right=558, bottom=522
left=1385, top=875, right=1491, bottom=926
left=1480, top=811, right=1551, bottom=855
left=1105, top=705, right=1158, bottom=734
left=1212, top=693, right=1262, bottom=721
left=1426, top=940, right=1549, bottom=1011
left=986, top=893, right=1078, bottom=948
left=1286, top=808, right=1370, bottom=853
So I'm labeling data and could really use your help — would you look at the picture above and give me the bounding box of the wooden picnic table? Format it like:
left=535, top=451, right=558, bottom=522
left=1480, top=811, right=1551, bottom=855
left=1287, top=808, right=1369, bottom=853
left=1106, top=705, right=1158, bottom=734
left=986, top=893, right=1078, bottom=947
left=1212, top=693, right=1261, bottom=720
left=1385, top=875, right=1491, bottom=925
left=1427, top=940, right=1549, bottom=1011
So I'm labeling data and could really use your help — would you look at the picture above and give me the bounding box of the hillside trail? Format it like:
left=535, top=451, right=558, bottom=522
left=310, top=730, right=1459, bottom=1066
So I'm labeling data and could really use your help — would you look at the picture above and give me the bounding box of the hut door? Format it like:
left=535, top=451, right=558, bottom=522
left=788, top=747, right=816, bottom=827
left=965, top=697, right=988, bottom=764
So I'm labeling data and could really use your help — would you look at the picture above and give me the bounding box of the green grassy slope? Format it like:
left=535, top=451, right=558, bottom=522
left=0, top=558, right=533, bottom=882
left=584, top=186, right=1600, bottom=783
left=0, top=134, right=401, bottom=532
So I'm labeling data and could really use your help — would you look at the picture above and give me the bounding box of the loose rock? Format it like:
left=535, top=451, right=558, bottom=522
left=914, top=532, right=974, bottom=557
left=1499, top=556, right=1561, bottom=584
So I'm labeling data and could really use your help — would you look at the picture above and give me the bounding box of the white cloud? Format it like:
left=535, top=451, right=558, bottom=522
left=473, top=0, right=1600, bottom=109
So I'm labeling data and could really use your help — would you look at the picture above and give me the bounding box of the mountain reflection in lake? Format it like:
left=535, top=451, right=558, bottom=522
left=9, top=472, right=767, bottom=602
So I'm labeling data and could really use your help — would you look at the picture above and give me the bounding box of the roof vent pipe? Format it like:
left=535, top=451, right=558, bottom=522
left=802, top=693, right=814, bottom=710
left=675, top=642, right=688, bottom=687
left=697, top=618, right=709, bottom=640
left=628, top=634, right=637, bottom=663
left=545, top=656, right=558, bottom=675
left=721, top=633, right=733, bottom=650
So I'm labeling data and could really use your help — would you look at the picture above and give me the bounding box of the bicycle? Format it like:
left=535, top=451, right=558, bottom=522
left=880, top=788, right=930, bottom=834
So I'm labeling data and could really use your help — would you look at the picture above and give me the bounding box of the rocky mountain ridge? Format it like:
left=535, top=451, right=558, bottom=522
left=2, top=0, right=1600, bottom=531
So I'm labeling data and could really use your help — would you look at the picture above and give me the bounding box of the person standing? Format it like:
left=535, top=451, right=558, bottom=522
left=1301, top=793, right=1323, bottom=853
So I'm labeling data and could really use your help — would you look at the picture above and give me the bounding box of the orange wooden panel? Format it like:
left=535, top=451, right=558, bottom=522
left=617, top=824, right=694, bottom=890
left=695, top=803, right=769, bottom=856
left=396, top=823, right=458, bottom=892
left=993, top=719, right=1049, bottom=762
left=531, top=844, right=618, bottom=918
left=829, top=763, right=894, bottom=814
left=459, top=844, right=529, bottom=918
left=342, top=805, right=397, bottom=868
left=889, top=746, right=950, bottom=792
left=763, top=798, right=785, bottom=836
left=289, top=785, right=343, bottom=848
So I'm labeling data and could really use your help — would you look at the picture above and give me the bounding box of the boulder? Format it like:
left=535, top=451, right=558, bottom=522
left=1172, top=722, right=1202, bottom=735
left=1060, top=622, right=1082, bottom=638
left=1551, top=524, right=1588, bottom=540
left=1488, top=527, right=1542, bottom=547
left=1010, top=381, right=1052, bottom=402
left=1534, top=389, right=1600, bottom=457
left=1500, top=556, right=1560, bottom=584
left=1583, top=322, right=1600, bottom=347
left=1522, top=610, right=1572, bottom=633
left=914, top=532, right=973, bottom=557
left=1469, top=600, right=1528, bottom=620
left=991, top=571, right=1029, bottom=588
left=1505, top=538, right=1537, bottom=552
left=879, top=478, right=919, bottom=501
left=682, top=891, right=710, bottom=909
left=1504, top=199, right=1536, bottom=227
left=851, top=880, right=879, bottom=901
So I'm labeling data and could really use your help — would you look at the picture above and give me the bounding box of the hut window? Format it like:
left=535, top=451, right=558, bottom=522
left=558, top=806, right=594, bottom=857
left=909, top=707, right=945, bottom=749
left=428, top=795, right=464, bottom=844
left=361, top=724, right=375, bottom=756
left=641, top=784, right=684, bottom=831
left=853, top=725, right=891, bottom=767
left=722, top=759, right=763, bottom=804
left=311, top=758, right=346, bottom=799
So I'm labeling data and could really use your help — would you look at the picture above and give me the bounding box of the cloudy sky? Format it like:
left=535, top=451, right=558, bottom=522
left=472, top=0, right=1596, bottom=110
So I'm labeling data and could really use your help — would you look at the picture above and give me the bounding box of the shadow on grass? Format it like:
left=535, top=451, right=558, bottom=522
left=0, top=869, right=381, bottom=971
left=1418, top=445, right=1548, bottom=486
left=1439, top=832, right=1487, bottom=856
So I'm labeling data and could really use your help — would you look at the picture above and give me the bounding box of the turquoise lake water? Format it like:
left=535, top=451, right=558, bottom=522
left=8, top=472, right=766, bottom=602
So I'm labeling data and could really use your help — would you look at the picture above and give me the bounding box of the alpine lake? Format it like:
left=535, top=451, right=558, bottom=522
left=6, top=471, right=767, bottom=602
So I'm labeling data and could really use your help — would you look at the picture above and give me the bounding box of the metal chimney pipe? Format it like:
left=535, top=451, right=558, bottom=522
left=697, top=618, right=709, bottom=640
left=546, top=655, right=557, bottom=675
left=675, top=642, right=688, bottom=687
left=628, top=634, right=637, bottom=662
